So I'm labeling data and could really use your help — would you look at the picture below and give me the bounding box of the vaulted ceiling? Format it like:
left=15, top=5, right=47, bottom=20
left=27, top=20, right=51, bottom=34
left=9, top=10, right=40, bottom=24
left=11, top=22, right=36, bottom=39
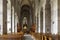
left=19, top=0, right=35, bottom=6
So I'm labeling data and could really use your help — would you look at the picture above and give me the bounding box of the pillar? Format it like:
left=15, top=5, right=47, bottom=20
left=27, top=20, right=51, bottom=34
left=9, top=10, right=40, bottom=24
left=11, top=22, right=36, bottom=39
left=17, top=0, right=20, bottom=22
left=3, top=0, right=7, bottom=34
left=35, top=0, right=38, bottom=32
left=14, top=0, right=18, bottom=33
left=45, top=0, right=51, bottom=33
left=51, top=0, right=58, bottom=34
left=0, top=0, right=3, bottom=35
left=7, top=0, right=11, bottom=34
left=43, top=1, right=46, bottom=33
left=40, top=7, right=43, bottom=33
left=58, top=0, right=60, bottom=35
left=11, top=0, right=15, bottom=33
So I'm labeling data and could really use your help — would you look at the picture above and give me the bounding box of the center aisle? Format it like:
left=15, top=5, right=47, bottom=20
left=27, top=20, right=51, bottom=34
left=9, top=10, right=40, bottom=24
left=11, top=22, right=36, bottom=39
left=23, top=34, right=35, bottom=40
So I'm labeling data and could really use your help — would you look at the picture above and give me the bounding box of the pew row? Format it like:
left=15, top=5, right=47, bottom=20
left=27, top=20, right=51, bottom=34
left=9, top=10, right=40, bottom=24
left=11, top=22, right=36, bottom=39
left=0, top=32, right=24, bottom=40
left=0, top=33, right=59, bottom=40
left=30, top=33, right=53, bottom=40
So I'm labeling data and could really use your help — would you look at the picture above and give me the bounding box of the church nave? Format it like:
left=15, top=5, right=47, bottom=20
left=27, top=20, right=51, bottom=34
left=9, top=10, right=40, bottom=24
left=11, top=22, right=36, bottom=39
left=0, top=0, right=60, bottom=40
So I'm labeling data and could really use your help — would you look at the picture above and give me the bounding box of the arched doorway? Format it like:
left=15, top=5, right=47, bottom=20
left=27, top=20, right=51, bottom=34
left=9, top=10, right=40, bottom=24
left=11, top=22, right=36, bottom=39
left=20, top=5, right=33, bottom=32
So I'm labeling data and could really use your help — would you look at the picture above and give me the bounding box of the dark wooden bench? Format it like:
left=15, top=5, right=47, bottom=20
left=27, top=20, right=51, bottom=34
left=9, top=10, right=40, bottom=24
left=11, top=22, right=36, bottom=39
left=0, top=33, right=24, bottom=40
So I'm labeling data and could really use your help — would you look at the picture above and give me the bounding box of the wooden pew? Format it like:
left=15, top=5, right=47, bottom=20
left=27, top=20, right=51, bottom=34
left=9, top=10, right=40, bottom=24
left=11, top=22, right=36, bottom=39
left=51, top=34, right=59, bottom=40
left=0, top=32, right=24, bottom=40
left=41, top=33, right=52, bottom=40
left=41, top=33, right=46, bottom=40
left=44, top=35, right=52, bottom=40
left=30, top=32, right=52, bottom=40
left=58, top=34, right=60, bottom=40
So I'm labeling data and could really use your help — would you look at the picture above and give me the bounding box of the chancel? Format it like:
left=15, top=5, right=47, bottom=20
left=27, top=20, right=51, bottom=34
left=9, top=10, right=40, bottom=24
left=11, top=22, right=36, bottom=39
left=0, top=0, right=60, bottom=40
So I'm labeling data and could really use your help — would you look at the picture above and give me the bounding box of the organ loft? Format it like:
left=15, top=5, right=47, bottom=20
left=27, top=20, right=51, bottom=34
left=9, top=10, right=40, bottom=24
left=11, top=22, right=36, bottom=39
left=0, top=0, right=60, bottom=40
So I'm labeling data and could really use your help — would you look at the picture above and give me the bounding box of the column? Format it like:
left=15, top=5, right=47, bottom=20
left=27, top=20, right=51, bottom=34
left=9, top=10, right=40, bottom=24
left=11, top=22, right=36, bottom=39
left=40, top=7, right=43, bottom=33
left=38, top=8, right=40, bottom=33
left=0, top=0, right=3, bottom=35
left=43, top=3, right=46, bottom=33
left=14, top=0, right=18, bottom=33
left=58, top=0, right=60, bottom=35
left=17, top=0, right=20, bottom=32
left=16, top=0, right=20, bottom=21
left=35, top=0, right=38, bottom=32
left=13, top=0, right=15, bottom=33
left=15, top=13, right=18, bottom=33
left=3, top=0, right=7, bottom=34
left=7, top=0, right=11, bottom=34
left=11, top=0, right=15, bottom=33
left=51, top=0, right=58, bottom=34
left=45, top=0, right=51, bottom=33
